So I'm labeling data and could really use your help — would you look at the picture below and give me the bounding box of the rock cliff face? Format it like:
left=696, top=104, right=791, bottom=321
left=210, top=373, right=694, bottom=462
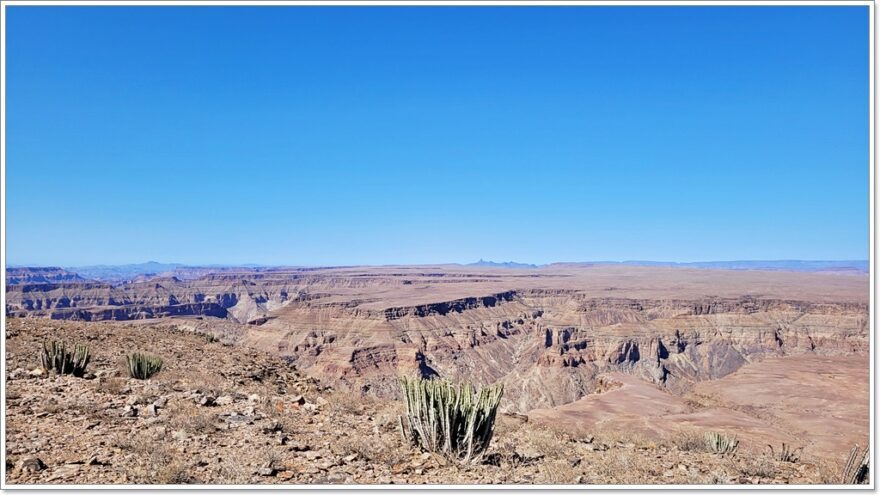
left=6, top=265, right=868, bottom=413
left=248, top=289, right=866, bottom=412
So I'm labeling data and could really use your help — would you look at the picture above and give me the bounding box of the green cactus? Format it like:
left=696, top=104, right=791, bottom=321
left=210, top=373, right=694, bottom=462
left=39, top=340, right=90, bottom=377
left=705, top=431, right=739, bottom=454
left=398, top=376, right=503, bottom=464
left=125, top=352, right=163, bottom=380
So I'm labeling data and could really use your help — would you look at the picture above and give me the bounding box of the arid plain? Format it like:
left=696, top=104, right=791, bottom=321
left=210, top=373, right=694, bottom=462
left=4, top=264, right=869, bottom=484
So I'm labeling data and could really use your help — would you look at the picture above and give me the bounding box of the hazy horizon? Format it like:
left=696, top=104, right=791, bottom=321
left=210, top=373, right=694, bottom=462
left=6, top=6, right=869, bottom=266
left=5, top=258, right=870, bottom=269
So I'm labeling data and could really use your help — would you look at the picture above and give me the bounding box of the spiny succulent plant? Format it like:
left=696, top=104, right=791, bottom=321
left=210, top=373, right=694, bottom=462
left=841, top=444, right=869, bottom=484
left=398, top=376, right=503, bottom=464
left=767, top=442, right=803, bottom=463
left=705, top=431, right=738, bottom=454
left=125, top=352, right=163, bottom=380
left=39, top=340, right=90, bottom=377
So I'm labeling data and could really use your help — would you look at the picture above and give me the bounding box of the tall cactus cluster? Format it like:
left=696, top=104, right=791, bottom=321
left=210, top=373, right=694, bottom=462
left=125, top=352, right=163, bottom=380
left=39, top=340, right=90, bottom=377
left=398, top=376, right=504, bottom=464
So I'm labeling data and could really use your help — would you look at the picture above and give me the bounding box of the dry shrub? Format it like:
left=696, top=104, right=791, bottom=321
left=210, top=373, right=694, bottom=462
left=325, top=389, right=367, bottom=416
left=540, top=459, right=581, bottom=484
left=585, top=449, right=656, bottom=484
left=670, top=429, right=708, bottom=453
left=734, top=454, right=778, bottom=479
left=94, top=377, right=128, bottom=396
left=165, top=400, right=217, bottom=435
left=342, top=429, right=410, bottom=467
left=112, top=430, right=194, bottom=484
left=687, top=469, right=736, bottom=485
left=519, top=425, right=566, bottom=459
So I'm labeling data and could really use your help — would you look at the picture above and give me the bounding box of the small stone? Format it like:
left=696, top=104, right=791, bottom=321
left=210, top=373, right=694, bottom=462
left=145, top=404, right=159, bottom=416
left=248, top=394, right=262, bottom=403
left=153, top=397, right=168, bottom=408
left=326, top=472, right=346, bottom=483
left=29, top=368, right=46, bottom=377
left=258, top=467, right=276, bottom=476
left=262, top=420, right=282, bottom=433
left=224, top=414, right=252, bottom=426
left=343, top=454, right=358, bottom=463
left=18, top=457, right=46, bottom=473
left=277, top=470, right=294, bottom=480
left=45, top=464, right=79, bottom=482
left=216, top=395, right=234, bottom=406
left=303, top=451, right=323, bottom=461
left=316, top=396, right=329, bottom=407
left=290, top=395, right=306, bottom=405
left=121, top=405, right=138, bottom=417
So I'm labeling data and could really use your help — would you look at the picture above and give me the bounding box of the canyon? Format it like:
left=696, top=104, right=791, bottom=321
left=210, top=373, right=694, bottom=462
left=5, top=264, right=870, bottom=465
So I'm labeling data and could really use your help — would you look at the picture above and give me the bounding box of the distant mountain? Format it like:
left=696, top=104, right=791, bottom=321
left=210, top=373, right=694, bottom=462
left=68, top=261, right=186, bottom=282
left=549, top=260, right=868, bottom=274
left=6, top=267, right=88, bottom=285
left=65, top=261, right=267, bottom=283
left=467, top=259, right=540, bottom=269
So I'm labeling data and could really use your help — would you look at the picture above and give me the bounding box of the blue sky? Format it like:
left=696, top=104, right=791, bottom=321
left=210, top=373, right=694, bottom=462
left=6, top=6, right=869, bottom=266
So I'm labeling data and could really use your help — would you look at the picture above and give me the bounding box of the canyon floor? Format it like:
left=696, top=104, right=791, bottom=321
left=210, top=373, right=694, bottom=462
left=3, top=265, right=871, bottom=485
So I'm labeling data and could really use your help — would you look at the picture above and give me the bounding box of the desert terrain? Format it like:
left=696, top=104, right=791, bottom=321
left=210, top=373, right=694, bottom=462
left=3, top=264, right=870, bottom=485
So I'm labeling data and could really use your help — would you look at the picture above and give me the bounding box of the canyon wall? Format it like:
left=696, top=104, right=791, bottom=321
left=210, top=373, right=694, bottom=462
left=6, top=265, right=868, bottom=412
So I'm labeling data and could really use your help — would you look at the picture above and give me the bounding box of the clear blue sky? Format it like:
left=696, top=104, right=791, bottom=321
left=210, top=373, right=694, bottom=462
left=6, top=6, right=869, bottom=266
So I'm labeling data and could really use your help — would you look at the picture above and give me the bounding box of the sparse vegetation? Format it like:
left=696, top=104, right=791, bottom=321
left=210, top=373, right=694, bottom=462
left=705, top=432, right=738, bottom=454
left=125, top=352, right=163, bottom=380
left=4, top=318, right=866, bottom=486
left=767, top=443, right=802, bottom=463
left=672, top=430, right=708, bottom=452
left=398, top=377, right=503, bottom=464
left=39, top=340, right=90, bottom=377
left=735, top=454, right=778, bottom=478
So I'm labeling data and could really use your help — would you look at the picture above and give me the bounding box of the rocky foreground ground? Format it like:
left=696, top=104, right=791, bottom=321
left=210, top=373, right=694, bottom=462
left=4, top=318, right=847, bottom=485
